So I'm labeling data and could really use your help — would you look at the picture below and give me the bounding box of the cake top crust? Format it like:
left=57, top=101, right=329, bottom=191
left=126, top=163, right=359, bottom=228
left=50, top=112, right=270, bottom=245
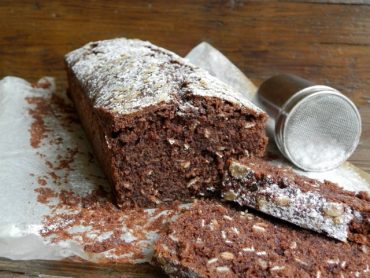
left=65, top=38, right=264, bottom=115
left=223, top=158, right=370, bottom=243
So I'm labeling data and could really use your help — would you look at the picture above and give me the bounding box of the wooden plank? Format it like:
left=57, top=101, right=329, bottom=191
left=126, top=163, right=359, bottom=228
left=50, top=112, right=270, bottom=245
left=282, top=0, right=370, bottom=4
left=0, top=257, right=165, bottom=278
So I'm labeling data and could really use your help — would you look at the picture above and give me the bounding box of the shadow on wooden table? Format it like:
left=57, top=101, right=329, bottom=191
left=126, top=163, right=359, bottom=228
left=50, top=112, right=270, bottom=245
left=0, top=257, right=166, bottom=278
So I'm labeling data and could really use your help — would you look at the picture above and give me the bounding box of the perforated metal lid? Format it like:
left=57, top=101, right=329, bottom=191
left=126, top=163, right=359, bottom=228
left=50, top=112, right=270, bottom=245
left=275, top=87, right=361, bottom=171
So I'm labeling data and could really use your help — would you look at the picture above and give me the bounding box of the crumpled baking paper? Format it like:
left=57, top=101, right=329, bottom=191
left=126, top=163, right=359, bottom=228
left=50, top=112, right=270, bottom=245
left=0, top=43, right=369, bottom=262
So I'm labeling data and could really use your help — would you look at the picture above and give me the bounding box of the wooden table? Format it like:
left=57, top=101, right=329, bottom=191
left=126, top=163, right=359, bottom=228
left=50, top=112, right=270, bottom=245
left=0, top=0, right=369, bottom=276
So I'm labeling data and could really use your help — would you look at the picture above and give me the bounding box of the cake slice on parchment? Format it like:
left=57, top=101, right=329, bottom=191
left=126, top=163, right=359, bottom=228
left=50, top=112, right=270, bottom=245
left=222, top=157, right=370, bottom=244
left=154, top=201, right=370, bottom=278
left=65, top=38, right=268, bottom=208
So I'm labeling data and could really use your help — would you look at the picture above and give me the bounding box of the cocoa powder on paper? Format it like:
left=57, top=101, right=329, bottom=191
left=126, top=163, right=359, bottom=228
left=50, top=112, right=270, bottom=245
left=26, top=82, right=183, bottom=263
left=26, top=96, right=50, bottom=148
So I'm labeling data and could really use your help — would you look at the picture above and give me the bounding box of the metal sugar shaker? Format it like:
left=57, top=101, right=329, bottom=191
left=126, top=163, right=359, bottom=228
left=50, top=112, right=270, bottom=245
left=257, top=74, right=362, bottom=172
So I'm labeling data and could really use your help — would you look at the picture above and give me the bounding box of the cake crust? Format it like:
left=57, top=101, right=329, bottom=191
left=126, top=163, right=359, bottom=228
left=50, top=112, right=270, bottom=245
left=65, top=39, right=264, bottom=117
left=222, top=157, right=370, bottom=244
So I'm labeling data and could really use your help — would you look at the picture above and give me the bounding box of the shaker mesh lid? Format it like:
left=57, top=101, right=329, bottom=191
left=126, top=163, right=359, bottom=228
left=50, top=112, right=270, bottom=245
left=282, top=91, right=361, bottom=171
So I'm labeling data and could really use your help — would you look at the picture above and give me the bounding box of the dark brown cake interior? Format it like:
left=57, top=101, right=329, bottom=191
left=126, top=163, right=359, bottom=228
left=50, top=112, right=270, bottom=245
left=101, top=94, right=267, bottom=207
left=155, top=201, right=370, bottom=277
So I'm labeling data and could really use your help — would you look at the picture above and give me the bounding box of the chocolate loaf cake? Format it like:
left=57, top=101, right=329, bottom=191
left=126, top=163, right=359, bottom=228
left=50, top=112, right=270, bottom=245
left=222, top=158, right=370, bottom=244
left=65, top=38, right=268, bottom=208
left=154, top=201, right=369, bottom=277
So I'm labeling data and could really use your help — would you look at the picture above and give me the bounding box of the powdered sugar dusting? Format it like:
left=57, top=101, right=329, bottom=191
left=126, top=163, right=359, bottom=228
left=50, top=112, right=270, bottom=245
left=222, top=161, right=368, bottom=242
left=65, top=38, right=263, bottom=115
left=287, top=139, right=348, bottom=172
left=223, top=181, right=354, bottom=241
left=299, top=162, right=370, bottom=193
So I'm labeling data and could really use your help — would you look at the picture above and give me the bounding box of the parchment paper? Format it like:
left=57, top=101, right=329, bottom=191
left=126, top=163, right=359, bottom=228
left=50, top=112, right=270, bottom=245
left=0, top=43, right=369, bottom=263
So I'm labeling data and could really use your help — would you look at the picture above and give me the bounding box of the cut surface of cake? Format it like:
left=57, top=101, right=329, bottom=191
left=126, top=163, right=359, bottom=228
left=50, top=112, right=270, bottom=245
left=65, top=38, right=268, bottom=208
left=154, top=201, right=370, bottom=278
left=222, top=157, right=370, bottom=244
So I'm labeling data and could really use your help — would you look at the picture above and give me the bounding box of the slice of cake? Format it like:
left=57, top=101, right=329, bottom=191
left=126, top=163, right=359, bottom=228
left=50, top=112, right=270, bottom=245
left=65, top=38, right=268, bottom=208
left=154, top=201, right=369, bottom=277
left=222, top=157, right=370, bottom=244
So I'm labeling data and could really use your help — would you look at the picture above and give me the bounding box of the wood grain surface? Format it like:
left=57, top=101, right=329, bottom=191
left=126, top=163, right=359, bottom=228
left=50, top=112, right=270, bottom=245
left=0, top=0, right=369, bottom=277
